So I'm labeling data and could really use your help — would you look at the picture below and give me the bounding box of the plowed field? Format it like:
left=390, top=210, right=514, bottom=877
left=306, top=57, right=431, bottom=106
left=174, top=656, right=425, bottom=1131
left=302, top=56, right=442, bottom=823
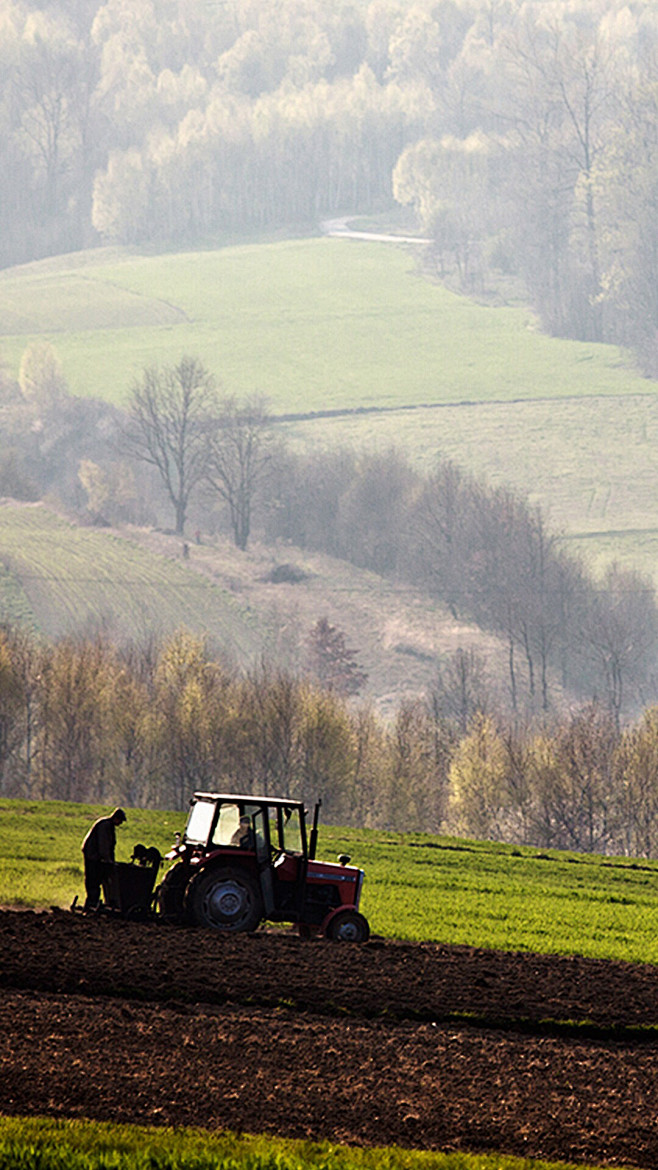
left=1, top=909, right=657, bottom=1167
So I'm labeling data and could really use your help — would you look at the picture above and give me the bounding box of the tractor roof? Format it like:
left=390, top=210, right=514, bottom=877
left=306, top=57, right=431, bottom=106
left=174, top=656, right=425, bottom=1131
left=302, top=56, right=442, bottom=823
left=191, top=792, right=305, bottom=810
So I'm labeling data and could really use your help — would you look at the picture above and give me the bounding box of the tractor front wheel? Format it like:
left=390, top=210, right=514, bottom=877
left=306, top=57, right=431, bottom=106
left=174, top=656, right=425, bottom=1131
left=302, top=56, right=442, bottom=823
left=325, top=909, right=370, bottom=943
left=192, top=868, right=263, bottom=933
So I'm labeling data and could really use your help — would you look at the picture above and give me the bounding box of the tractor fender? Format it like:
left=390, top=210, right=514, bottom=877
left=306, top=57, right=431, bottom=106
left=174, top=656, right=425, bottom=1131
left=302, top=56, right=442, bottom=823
left=320, top=904, right=365, bottom=938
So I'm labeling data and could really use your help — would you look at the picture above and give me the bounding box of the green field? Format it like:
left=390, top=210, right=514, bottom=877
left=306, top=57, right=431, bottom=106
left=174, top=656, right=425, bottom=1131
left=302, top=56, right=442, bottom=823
left=0, top=237, right=647, bottom=411
left=3, top=798, right=658, bottom=965
left=0, top=1116, right=625, bottom=1170
left=0, top=502, right=269, bottom=651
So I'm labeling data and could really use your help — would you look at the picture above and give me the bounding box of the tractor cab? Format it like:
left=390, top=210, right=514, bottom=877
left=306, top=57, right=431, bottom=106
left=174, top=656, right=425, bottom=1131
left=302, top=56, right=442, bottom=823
left=158, top=792, right=369, bottom=942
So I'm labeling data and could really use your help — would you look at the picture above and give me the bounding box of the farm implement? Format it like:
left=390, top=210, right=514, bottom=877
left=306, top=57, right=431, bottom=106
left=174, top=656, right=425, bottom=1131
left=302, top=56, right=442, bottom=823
left=84, top=793, right=370, bottom=943
left=101, top=843, right=163, bottom=920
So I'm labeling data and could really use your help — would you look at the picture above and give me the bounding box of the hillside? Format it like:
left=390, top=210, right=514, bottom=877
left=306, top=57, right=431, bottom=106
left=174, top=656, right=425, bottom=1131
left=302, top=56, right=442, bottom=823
left=0, top=501, right=507, bottom=716
left=121, top=522, right=509, bottom=716
left=0, top=502, right=267, bottom=661
left=3, top=235, right=658, bottom=591
left=283, top=389, right=658, bottom=586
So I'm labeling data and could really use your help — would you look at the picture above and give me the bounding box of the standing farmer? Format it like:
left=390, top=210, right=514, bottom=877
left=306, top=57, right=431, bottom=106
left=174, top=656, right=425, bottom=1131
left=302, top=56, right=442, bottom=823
left=81, top=807, right=126, bottom=910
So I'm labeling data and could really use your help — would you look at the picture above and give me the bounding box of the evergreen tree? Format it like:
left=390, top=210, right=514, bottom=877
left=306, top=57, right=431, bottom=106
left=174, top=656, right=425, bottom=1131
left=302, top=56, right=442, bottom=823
left=306, top=617, right=367, bottom=698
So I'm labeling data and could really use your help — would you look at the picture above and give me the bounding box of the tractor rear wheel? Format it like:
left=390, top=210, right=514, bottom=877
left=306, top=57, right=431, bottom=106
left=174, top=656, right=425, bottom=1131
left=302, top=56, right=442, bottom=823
left=192, top=868, right=263, bottom=933
left=326, top=909, right=370, bottom=943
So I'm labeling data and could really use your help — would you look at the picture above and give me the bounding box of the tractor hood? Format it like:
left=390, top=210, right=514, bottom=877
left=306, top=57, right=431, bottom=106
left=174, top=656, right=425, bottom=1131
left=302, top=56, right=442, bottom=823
left=307, top=858, right=361, bottom=880
left=306, top=858, right=365, bottom=908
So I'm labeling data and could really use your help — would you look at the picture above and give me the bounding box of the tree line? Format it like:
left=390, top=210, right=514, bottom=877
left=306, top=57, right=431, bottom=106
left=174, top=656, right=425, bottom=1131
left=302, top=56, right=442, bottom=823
left=2, top=624, right=658, bottom=857
left=5, top=0, right=658, bottom=362
left=266, top=445, right=658, bottom=726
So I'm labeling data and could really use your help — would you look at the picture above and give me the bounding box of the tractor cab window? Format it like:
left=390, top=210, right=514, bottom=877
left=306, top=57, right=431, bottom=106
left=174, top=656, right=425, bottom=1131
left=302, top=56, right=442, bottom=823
left=212, top=802, right=263, bottom=849
left=184, top=799, right=216, bottom=846
left=277, top=806, right=304, bottom=855
left=211, top=802, right=241, bottom=846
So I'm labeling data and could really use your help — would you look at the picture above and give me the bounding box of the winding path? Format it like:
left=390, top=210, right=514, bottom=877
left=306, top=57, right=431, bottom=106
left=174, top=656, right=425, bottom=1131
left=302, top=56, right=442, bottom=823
left=320, top=216, right=432, bottom=245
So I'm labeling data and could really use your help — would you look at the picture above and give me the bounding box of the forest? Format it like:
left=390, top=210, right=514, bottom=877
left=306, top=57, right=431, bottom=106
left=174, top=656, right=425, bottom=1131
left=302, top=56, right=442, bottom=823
left=3, top=0, right=658, bottom=364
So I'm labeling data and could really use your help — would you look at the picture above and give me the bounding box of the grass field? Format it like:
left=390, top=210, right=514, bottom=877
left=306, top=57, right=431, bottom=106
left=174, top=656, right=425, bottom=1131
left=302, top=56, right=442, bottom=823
left=332, top=825, right=658, bottom=964
left=0, top=502, right=269, bottom=652
left=3, top=798, right=658, bottom=965
left=0, top=236, right=648, bottom=411
left=0, top=1115, right=626, bottom=1170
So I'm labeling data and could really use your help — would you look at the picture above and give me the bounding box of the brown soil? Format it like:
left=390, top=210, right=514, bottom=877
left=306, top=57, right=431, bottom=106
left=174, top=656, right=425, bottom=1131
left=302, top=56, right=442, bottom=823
left=1, top=909, right=657, bottom=1168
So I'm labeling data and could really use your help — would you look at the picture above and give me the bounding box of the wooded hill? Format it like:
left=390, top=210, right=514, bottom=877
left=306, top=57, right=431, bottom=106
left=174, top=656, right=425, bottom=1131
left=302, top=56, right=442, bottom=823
left=4, top=0, right=658, bottom=367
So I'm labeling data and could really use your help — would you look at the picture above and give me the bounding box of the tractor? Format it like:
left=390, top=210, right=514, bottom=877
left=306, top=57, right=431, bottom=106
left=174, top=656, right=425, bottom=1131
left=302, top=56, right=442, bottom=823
left=156, top=792, right=370, bottom=942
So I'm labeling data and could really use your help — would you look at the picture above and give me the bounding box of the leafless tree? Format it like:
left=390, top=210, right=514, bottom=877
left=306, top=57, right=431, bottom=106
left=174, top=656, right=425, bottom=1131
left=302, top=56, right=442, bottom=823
left=579, top=564, right=658, bottom=729
left=532, top=704, right=620, bottom=853
left=204, top=394, right=273, bottom=551
left=124, top=355, right=218, bottom=536
left=335, top=447, right=418, bottom=575
left=408, top=458, right=474, bottom=619
left=430, top=646, right=490, bottom=736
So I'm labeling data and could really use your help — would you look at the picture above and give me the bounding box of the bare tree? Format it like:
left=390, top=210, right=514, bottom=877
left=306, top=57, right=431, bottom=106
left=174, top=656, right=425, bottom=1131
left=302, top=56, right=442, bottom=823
left=580, top=563, right=658, bottom=728
left=335, top=447, right=418, bottom=574
left=498, top=12, right=618, bottom=339
left=430, top=646, right=490, bottom=736
left=408, top=458, right=474, bottom=619
left=204, top=394, right=273, bottom=551
left=529, top=704, right=620, bottom=853
left=13, top=25, right=77, bottom=216
left=124, top=355, right=217, bottom=535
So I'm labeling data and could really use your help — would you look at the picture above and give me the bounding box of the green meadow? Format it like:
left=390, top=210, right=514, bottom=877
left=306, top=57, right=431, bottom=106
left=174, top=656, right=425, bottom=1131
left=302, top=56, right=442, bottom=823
left=0, top=503, right=267, bottom=651
left=0, top=237, right=646, bottom=411
left=330, top=825, right=658, bottom=965
left=0, top=1116, right=629, bottom=1170
left=3, top=798, right=658, bottom=965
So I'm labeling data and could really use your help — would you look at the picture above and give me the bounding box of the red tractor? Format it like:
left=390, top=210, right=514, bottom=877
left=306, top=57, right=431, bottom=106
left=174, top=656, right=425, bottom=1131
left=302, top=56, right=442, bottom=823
left=157, top=792, right=370, bottom=942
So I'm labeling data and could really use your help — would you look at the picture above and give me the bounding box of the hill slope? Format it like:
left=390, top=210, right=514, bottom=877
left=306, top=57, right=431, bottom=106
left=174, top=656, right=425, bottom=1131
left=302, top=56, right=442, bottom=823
left=0, top=501, right=505, bottom=714
left=3, top=234, right=658, bottom=589
left=0, top=502, right=267, bottom=660
left=4, top=233, right=658, bottom=593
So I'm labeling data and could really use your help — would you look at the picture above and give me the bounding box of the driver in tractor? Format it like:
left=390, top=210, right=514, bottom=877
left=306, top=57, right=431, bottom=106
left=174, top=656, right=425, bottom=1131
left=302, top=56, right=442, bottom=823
left=230, top=816, right=255, bottom=849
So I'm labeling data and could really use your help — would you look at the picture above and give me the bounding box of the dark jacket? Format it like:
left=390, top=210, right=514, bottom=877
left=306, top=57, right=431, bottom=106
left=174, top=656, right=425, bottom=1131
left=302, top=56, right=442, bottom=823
left=81, top=816, right=117, bottom=863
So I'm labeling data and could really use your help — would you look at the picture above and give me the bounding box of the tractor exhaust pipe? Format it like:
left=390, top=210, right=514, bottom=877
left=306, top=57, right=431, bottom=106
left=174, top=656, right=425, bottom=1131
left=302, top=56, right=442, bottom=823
left=309, top=799, right=322, bottom=860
